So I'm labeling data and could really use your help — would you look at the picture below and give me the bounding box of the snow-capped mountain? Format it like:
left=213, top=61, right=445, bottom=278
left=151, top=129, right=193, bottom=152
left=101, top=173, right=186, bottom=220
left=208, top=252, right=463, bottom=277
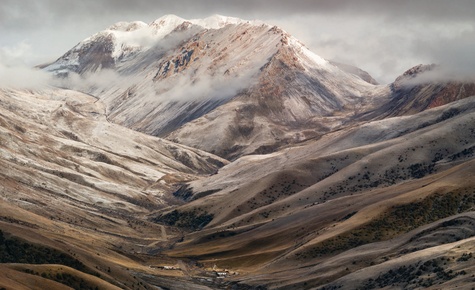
left=44, top=14, right=255, bottom=75
left=45, top=14, right=380, bottom=159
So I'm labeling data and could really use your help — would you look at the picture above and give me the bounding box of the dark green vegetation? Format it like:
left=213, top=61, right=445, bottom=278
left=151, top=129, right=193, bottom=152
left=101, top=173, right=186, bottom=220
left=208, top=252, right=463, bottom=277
left=153, top=209, right=214, bottom=231
left=362, top=259, right=468, bottom=289
left=23, top=269, right=100, bottom=290
left=0, top=230, right=94, bottom=274
left=298, top=189, right=475, bottom=259
left=323, top=253, right=474, bottom=290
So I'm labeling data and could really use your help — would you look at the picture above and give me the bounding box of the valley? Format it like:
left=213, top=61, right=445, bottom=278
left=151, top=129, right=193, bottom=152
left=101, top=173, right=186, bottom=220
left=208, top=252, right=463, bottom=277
left=1, top=14, right=475, bottom=290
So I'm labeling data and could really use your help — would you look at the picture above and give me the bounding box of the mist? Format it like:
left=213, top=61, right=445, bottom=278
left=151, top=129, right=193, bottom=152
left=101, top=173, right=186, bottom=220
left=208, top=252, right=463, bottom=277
left=402, top=65, right=475, bottom=87
left=150, top=59, right=258, bottom=104
left=53, top=69, right=125, bottom=93
left=0, top=42, right=52, bottom=89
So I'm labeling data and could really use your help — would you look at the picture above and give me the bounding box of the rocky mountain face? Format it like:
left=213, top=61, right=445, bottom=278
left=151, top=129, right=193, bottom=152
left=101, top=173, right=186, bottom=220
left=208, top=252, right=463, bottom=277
left=166, top=35, right=382, bottom=159
left=2, top=14, right=475, bottom=290
left=359, top=64, right=475, bottom=120
left=44, top=16, right=475, bottom=160
left=45, top=15, right=381, bottom=159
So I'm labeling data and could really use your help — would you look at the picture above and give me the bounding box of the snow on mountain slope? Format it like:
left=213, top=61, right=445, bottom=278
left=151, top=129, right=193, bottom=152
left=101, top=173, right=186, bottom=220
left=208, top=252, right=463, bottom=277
left=0, top=87, right=230, bottom=289
left=103, top=22, right=288, bottom=136
left=45, top=15, right=381, bottom=159
left=0, top=87, right=227, bottom=213
left=166, top=30, right=380, bottom=158
left=43, top=15, right=474, bottom=161
left=43, top=14, right=254, bottom=75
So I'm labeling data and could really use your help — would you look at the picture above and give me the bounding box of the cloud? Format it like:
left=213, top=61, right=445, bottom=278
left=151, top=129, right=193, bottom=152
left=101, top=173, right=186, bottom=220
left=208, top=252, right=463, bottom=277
left=12, top=0, right=471, bottom=25
left=54, top=56, right=258, bottom=105
left=53, top=69, right=129, bottom=95
left=152, top=63, right=257, bottom=103
left=400, top=65, right=475, bottom=87
left=52, top=26, right=206, bottom=94
left=0, top=42, right=52, bottom=89
left=0, top=41, right=33, bottom=66
left=0, top=64, right=52, bottom=89
left=392, top=24, right=475, bottom=85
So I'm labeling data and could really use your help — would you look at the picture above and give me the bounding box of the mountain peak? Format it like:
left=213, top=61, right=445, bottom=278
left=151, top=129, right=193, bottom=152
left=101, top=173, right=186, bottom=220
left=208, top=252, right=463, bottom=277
left=392, top=64, right=437, bottom=90
left=107, top=21, right=148, bottom=32
left=190, top=14, right=250, bottom=29
left=148, top=14, right=257, bottom=30
left=395, top=64, right=437, bottom=82
left=149, top=14, right=187, bottom=29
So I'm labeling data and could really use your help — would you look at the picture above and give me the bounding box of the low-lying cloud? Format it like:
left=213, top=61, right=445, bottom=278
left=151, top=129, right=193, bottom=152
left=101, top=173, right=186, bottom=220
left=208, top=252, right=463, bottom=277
left=401, top=65, right=475, bottom=87
left=0, top=42, right=52, bottom=89
left=404, top=27, right=475, bottom=85
left=54, top=69, right=125, bottom=93
left=152, top=66, right=257, bottom=103
left=0, top=64, right=52, bottom=89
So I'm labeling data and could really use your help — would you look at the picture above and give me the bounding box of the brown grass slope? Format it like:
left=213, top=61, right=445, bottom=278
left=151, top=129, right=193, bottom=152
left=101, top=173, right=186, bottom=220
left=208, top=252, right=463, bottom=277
left=0, top=264, right=121, bottom=290
left=156, top=96, right=475, bottom=288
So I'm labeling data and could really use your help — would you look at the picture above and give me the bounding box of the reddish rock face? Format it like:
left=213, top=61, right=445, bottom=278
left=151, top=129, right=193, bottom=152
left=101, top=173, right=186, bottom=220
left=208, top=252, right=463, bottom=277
left=393, top=64, right=475, bottom=112
left=358, top=64, right=475, bottom=120
left=426, top=82, right=475, bottom=109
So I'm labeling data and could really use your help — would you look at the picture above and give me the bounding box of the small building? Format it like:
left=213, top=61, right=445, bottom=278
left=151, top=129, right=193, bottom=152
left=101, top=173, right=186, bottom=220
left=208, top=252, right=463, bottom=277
left=216, top=271, right=228, bottom=278
left=157, top=265, right=180, bottom=270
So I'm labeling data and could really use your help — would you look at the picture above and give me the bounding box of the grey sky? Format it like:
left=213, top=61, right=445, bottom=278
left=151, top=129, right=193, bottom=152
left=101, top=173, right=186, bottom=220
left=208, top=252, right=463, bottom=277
left=1, top=0, right=474, bottom=83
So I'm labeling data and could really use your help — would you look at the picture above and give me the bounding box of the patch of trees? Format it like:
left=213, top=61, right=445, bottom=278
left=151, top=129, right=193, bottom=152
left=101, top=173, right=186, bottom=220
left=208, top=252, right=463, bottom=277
left=0, top=230, right=94, bottom=276
left=296, top=190, right=475, bottom=260
left=152, top=209, right=214, bottom=231
left=362, top=258, right=467, bottom=289
left=407, top=162, right=435, bottom=179
left=320, top=159, right=440, bottom=203
left=23, top=269, right=100, bottom=290
left=449, top=145, right=475, bottom=161
left=437, top=107, right=460, bottom=123
left=93, top=152, right=115, bottom=165
left=339, top=211, right=358, bottom=222
left=61, top=130, right=80, bottom=141
left=457, top=252, right=473, bottom=262
left=172, top=185, right=194, bottom=201
left=246, top=178, right=306, bottom=211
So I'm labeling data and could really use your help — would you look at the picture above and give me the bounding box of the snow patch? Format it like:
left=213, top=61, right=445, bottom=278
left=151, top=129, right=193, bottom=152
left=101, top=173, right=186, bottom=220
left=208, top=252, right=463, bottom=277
left=190, top=14, right=247, bottom=29
left=289, top=36, right=328, bottom=66
left=108, top=21, right=148, bottom=32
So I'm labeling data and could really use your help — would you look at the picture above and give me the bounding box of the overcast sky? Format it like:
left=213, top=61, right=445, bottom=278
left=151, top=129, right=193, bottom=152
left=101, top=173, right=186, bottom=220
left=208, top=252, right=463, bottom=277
left=1, top=0, right=475, bottom=84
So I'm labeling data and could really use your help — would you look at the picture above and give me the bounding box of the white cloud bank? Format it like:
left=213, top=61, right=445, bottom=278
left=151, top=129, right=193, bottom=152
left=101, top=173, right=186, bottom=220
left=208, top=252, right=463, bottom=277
left=0, top=42, right=52, bottom=89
